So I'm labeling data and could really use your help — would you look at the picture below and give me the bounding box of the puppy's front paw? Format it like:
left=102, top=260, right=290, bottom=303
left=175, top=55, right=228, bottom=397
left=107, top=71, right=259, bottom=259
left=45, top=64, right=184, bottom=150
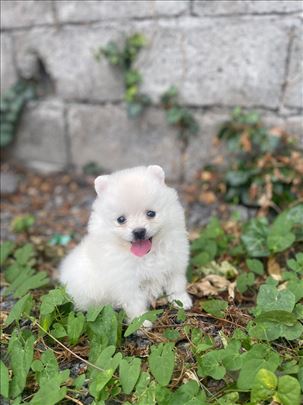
left=142, top=319, right=153, bottom=329
left=136, top=319, right=153, bottom=336
left=171, top=292, right=192, bottom=310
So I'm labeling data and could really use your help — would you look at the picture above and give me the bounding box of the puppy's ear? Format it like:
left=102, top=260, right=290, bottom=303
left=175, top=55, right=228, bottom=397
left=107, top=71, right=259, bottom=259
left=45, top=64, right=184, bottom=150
left=147, top=165, right=165, bottom=184
left=94, top=175, right=109, bottom=196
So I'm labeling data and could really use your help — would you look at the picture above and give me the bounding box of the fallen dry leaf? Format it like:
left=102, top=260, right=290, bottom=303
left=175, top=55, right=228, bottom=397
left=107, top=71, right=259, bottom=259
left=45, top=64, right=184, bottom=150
left=199, top=191, right=217, bottom=204
left=267, top=256, right=282, bottom=280
left=240, top=131, right=252, bottom=152
left=187, top=275, right=235, bottom=299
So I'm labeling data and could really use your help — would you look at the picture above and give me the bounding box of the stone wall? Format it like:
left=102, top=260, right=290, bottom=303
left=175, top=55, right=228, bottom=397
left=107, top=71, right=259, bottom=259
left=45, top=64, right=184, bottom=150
left=1, top=0, right=302, bottom=181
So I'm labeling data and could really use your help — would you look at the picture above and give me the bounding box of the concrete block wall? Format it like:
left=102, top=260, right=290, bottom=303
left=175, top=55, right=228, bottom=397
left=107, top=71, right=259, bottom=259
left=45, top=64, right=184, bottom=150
left=1, top=0, right=302, bottom=181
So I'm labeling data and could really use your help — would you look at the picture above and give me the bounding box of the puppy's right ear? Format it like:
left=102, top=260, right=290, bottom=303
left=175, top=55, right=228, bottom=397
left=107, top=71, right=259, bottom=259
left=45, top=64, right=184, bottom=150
left=147, top=165, right=165, bottom=184
left=94, top=175, right=109, bottom=196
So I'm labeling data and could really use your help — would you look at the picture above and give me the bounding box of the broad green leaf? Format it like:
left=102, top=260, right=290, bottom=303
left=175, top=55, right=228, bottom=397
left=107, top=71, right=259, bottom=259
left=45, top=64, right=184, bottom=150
left=287, top=279, right=303, bottom=302
left=119, top=357, right=141, bottom=394
left=14, top=243, right=35, bottom=266
left=0, top=360, right=9, bottom=398
left=51, top=323, right=67, bottom=339
left=67, top=311, right=86, bottom=345
left=124, top=309, right=163, bottom=337
left=11, top=214, right=35, bottom=233
left=251, top=368, right=277, bottom=403
left=88, top=305, right=119, bottom=346
left=5, top=293, right=33, bottom=326
left=86, top=306, right=103, bottom=322
left=255, top=310, right=297, bottom=326
left=256, top=285, right=296, bottom=313
left=274, top=375, right=301, bottom=405
left=237, top=272, right=255, bottom=293
left=90, top=346, right=122, bottom=379
left=40, top=287, right=70, bottom=315
left=73, top=373, right=86, bottom=389
left=197, top=350, right=226, bottom=380
left=0, top=240, right=15, bottom=264
left=89, top=369, right=114, bottom=400
left=246, top=258, right=264, bottom=275
left=148, top=343, right=175, bottom=386
left=13, top=271, right=49, bottom=297
left=241, top=218, right=269, bottom=257
left=225, top=170, right=250, bottom=186
left=30, top=374, right=68, bottom=405
left=237, top=344, right=280, bottom=390
left=267, top=232, right=295, bottom=253
left=169, top=380, right=207, bottom=405
left=201, top=299, right=228, bottom=318
left=8, top=331, right=35, bottom=398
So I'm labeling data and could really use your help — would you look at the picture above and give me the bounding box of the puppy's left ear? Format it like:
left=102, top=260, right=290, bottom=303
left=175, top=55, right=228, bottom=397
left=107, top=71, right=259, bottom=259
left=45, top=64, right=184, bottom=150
left=147, top=165, right=165, bottom=184
left=94, top=175, right=109, bottom=196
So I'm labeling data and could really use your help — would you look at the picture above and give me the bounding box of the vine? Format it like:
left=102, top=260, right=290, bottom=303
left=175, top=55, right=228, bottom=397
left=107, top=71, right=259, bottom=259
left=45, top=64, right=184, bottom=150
left=0, top=80, right=36, bottom=148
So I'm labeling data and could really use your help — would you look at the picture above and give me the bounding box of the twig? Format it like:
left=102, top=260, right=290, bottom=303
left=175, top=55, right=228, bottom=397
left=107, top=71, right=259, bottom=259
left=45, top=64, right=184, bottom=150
left=65, top=394, right=84, bottom=405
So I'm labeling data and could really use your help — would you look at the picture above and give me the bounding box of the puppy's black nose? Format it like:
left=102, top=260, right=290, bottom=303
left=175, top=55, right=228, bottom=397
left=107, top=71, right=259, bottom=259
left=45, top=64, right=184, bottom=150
left=133, top=228, right=146, bottom=240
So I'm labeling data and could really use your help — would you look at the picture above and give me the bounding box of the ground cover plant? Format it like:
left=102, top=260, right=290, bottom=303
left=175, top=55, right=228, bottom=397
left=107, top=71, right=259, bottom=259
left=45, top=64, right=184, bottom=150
left=194, top=108, right=303, bottom=214
left=1, top=200, right=302, bottom=404
left=1, top=111, right=302, bottom=404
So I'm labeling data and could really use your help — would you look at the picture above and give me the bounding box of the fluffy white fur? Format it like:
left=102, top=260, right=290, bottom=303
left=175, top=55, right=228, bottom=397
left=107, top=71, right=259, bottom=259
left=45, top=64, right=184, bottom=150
left=60, top=165, right=192, bottom=323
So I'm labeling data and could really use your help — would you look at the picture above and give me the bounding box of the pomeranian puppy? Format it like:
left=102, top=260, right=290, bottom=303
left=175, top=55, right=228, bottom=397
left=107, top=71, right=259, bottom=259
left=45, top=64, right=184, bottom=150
left=60, top=165, right=192, bottom=325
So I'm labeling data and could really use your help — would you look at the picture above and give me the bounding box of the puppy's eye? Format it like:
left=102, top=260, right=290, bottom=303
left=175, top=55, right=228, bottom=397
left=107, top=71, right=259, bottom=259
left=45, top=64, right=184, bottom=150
left=117, top=215, right=126, bottom=224
left=146, top=210, right=156, bottom=218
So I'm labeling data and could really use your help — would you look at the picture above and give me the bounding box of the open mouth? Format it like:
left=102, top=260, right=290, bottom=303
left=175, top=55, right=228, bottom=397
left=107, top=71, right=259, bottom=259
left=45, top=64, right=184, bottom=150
left=130, top=237, right=152, bottom=257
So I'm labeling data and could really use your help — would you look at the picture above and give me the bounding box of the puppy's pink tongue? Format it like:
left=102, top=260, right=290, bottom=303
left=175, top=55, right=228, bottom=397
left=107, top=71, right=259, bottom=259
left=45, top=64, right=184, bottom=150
left=131, top=240, right=152, bottom=257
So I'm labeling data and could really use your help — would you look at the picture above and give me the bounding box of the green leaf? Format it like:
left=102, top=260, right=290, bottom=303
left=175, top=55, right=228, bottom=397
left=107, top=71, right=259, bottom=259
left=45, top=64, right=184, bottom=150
left=287, top=253, right=303, bottom=273
left=5, top=293, right=33, bottom=326
left=201, top=299, right=228, bottom=318
left=148, top=343, right=175, bottom=386
left=197, top=350, right=226, bottom=380
left=89, top=369, right=114, bottom=400
left=124, top=309, right=163, bottom=337
left=51, top=323, right=67, bottom=339
left=40, top=287, right=70, bottom=316
left=237, top=272, right=255, bottom=293
left=169, top=380, right=206, bottom=405
left=163, top=329, right=180, bottom=340
left=255, top=310, right=298, bottom=326
left=86, top=306, right=103, bottom=322
left=241, top=218, right=269, bottom=257
left=251, top=368, right=277, bottom=403
left=246, top=259, right=264, bottom=275
left=0, top=240, right=15, bottom=264
left=88, top=305, right=119, bottom=346
left=0, top=360, right=9, bottom=398
left=12, top=271, right=49, bottom=298
left=11, top=214, right=35, bottom=233
left=237, top=344, right=280, bottom=390
left=8, top=330, right=35, bottom=398
left=14, top=243, right=35, bottom=266
left=119, top=357, right=141, bottom=394
left=256, top=284, right=296, bottom=313
left=274, top=375, right=301, bottom=405
left=267, top=231, right=295, bottom=253
left=287, top=279, right=303, bottom=302
left=29, top=375, right=68, bottom=405
left=67, top=311, right=86, bottom=345
left=225, top=170, right=250, bottom=186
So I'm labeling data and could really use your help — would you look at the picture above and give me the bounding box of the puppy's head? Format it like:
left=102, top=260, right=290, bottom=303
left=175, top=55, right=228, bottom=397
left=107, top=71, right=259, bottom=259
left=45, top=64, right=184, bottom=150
left=89, top=165, right=181, bottom=257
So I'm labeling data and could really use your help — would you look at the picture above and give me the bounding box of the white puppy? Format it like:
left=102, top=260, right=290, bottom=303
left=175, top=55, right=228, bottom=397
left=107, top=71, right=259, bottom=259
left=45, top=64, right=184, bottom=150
left=60, top=165, right=192, bottom=323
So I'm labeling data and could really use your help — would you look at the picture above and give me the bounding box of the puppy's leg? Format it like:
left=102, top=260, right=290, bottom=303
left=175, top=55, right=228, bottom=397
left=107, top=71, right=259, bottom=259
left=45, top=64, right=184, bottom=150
left=166, top=274, right=192, bottom=310
left=123, top=297, right=152, bottom=328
